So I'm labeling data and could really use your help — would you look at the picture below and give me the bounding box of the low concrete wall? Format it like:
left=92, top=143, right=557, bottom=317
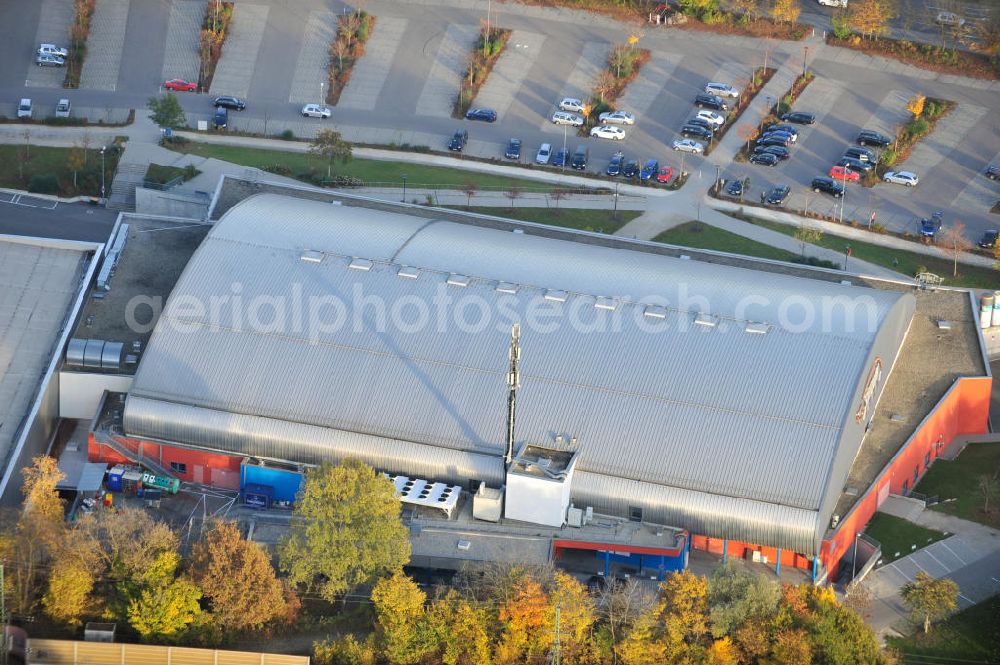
left=982, top=326, right=1000, bottom=359
left=134, top=187, right=210, bottom=218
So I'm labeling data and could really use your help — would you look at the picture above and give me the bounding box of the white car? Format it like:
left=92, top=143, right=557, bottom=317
left=535, top=143, right=552, bottom=164
left=672, top=139, right=704, bottom=154
left=694, top=110, right=725, bottom=127
left=301, top=103, right=331, bottom=118
left=935, top=11, right=965, bottom=27
left=55, top=99, right=71, bottom=118
left=17, top=98, right=32, bottom=119
left=551, top=111, right=584, bottom=127
left=38, top=43, right=69, bottom=58
left=590, top=125, right=625, bottom=140
left=558, top=98, right=585, bottom=113
left=883, top=171, right=919, bottom=187
left=704, top=82, right=739, bottom=99
left=816, top=0, right=847, bottom=6
left=598, top=110, right=635, bottom=126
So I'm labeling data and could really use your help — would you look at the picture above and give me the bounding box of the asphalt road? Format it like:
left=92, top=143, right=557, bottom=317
left=0, top=199, right=118, bottom=242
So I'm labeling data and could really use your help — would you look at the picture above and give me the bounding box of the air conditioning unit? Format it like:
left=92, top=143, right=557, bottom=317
left=567, top=506, right=583, bottom=527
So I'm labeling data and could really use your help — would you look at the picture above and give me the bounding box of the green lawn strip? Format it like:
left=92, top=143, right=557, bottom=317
left=745, top=217, right=1000, bottom=289
left=165, top=142, right=561, bottom=192
left=916, top=443, right=1000, bottom=529
left=886, top=596, right=1000, bottom=663
left=452, top=206, right=639, bottom=233
left=653, top=221, right=801, bottom=262
left=0, top=144, right=116, bottom=197
left=144, top=164, right=198, bottom=185
left=862, top=512, right=948, bottom=563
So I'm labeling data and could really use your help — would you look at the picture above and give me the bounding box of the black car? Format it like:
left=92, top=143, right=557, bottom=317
left=764, top=123, right=799, bottom=139
left=448, top=129, right=468, bottom=151
left=978, top=230, right=999, bottom=249
left=753, top=145, right=790, bottom=160
left=212, top=106, right=228, bottom=129
left=724, top=179, right=744, bottom=198
left=686, top=117, right=717, bottom=133
left=622, top=159, right=640, bottom=178
left=844, top=146, right=876, bottom=163
left=762, top=184, right=791, bottom=206
left=837, top=156, right=873, bottom=174
left=551, top=148, right=568, bottom=167
left=781, top=111, right=815, bottom=125
left=760, top=129, right=795, bottom=144
left=606, top=151, right=624, bottom=176
left=681, top=124, right=713, bottom=140
left=465, top=107, right=497, bottom=122
left=985, top=165, right=1000, bottom=180
left=757, top=134, right=791, bottom=148
left=857, top=130, right=892, bottom=147
left=812, top=176, right=844, bottom=197
left=571, top=145, right=589, bottom=170
left=504, top=138, right=521, bottom=160
left=213, top=96, right=245, bottom=111
left=749, top=152, right=779, bottom=166
left=694, top=93, right=728, bottom=111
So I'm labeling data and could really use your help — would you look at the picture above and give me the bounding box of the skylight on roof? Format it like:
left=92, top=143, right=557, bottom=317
left=447, top=274, right=470, bottom=287
left=299, top=250, right=324, bottom=264
left=496, top=282, right=518, bottom=294
left=745, top=322, right=770, bottom=335
left=694, top=313, right=717, bottom=328
left=544, top=290, right=568, bottom=303
left=595, top=297, right=616, bottom=311
left=348, top=258, right=373, bottom=272
left=397, top=266, right=420, bottom=279
left=643, top=305, right=666, bottom=319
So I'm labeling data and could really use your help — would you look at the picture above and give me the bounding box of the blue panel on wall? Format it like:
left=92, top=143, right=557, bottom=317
left=240, top=464, right=304, bottom=504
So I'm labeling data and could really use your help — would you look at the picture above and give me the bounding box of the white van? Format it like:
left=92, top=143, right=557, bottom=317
left=817, top=0, right=847, bottom=7
left=17, top=99, right=32, bottom=119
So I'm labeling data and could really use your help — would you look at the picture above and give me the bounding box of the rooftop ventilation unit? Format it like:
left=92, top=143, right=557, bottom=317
left=745, top=322, right=770, bottom=335
left=447, top=274, right=470, bottom=287
left=643, top=305, right=666, bottom=319
left=384, top=473, right=461, bottom=519
left=840, top=280, right=852, bottom=286
left=496, top=282, right=518, bottom=294
left=693, top=313, right=717, bottom=328
left=299, top=250, right=324, bottom=264
left=680, top=255, right=691, bottom=260
left=397, top=266, right=420, bottom=279
left=348, top=258, right=373, bottom=272
left=936, top=320, right=951, bottom=330
left=66, top=338, right=123, bottom=370
left=595, top=297, right=616, bottom=311
left=544, top=290, right=568, bottom=303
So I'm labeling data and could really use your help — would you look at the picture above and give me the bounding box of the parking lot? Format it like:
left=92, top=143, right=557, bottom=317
left=0, top=0, right=997, bottom=237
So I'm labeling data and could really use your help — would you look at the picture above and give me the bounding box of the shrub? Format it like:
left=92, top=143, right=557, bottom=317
left=792, top=256, right=840, bottom=269
left=280, top=129, right=295, bottom=141
left=182, top=164, right=199, bottom=180
left=263, top=164, right=292, bottom=176
left=832, top=13, right=851, bottom=39
left=871, top=223, right=887, bottom=234
left=28, top=174, right=60, bottom=194
left=880, top=149, right=897, bottom=166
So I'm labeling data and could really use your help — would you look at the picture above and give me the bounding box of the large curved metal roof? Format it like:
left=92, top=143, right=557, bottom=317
left=125, top=194, right=915, bottom=553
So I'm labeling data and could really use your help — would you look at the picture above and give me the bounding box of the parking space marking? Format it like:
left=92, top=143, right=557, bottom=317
left=901, top=103, right=989, bottom=174
left=790, top=78, right=845, bottom=129
left=338, top=17, right=408, bottom=110
left=712, top=62, right=753, bottom=91
left=79, top=0, right=130, bottom=91
left=614, top=52, right=682, bottom=118
left=952, top=154, right=1000, bottom=214
left=287, top=11, right=336, bottom=104
left=1, top=195, right=59, bottom=210
left=864, top=89, right=914, bottom=137
left=415, top=23, right=479, bottom=118
left=161, top=0, right=204, bottom=84
left=210, top=4, right=269, bottom=99
left=25, top=0, right=75, bottom=89
left=470, top=30, right=546, bottom=119
left=560, top=42, right=609, bottom=107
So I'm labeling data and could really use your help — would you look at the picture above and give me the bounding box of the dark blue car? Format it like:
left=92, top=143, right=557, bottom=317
left=551, top=148, right=568, bottom=167
left=606, top=151, right=624, bottom=176
left=622, top=159, right=640, bottom=178
left=465, top=107, right=497, bottom=122
left=639, top=159, right=659, bottom=181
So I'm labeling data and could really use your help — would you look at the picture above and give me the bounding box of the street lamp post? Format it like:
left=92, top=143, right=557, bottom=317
left=320, top=81, right=325, bottom=105
left=838, top=168, right=848, bottom=226
left=99, top=145, right=106, bottom=202
left=802, top=46, right=809, bottom=78
left=401, top=174, right=407, bottom=203
left=613, top=181, right=619, bottom=221
left=844, top=244, right=851, bottom=271
left=714, top=164, right=721, bottom=194
left=562, top=123, right=567, bottom=172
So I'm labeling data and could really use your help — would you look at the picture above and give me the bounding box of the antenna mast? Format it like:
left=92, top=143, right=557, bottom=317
left=505, top=323, right=521, bottom=466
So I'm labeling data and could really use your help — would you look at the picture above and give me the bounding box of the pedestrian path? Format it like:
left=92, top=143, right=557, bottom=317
left=80, top=0, right=130, bottom=91
left=471, top=30, right=546, bottom=118
left=161, top=0, right=203, bottom=84
left=287, top=10, right=337, bottom=105
left=414, top=23, right=478, bottom=118
left=614, top=51, right=683, bottom=118
left=338, top=16, right=409, bottom=110
left=210, top=3, right=270, bottom=99
left=26, top=0, right=74, bottom=89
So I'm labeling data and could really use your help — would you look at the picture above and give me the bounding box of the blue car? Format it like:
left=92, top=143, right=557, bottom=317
left=639, top=159, right=659, bottom=181
left=551, top=148, right=568, bottom=167
left=606, top=151, right=624, bottom=176
left=465, top=107, right=497, bottom=122
left=919, top=212, right=943, bottom=240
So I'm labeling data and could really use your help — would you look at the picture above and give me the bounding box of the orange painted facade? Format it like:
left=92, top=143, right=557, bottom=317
left=690, top=535, right=814, bottom=570
left=87, top=432, right=242, bottom=489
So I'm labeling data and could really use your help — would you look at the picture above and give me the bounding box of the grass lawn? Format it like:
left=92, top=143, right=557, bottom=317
left=887, top=595, right=1000, bottom=664
left=653, top=221, right=801, bottom=262
left=863, top=512, right=948, bottom=563
left=456, top=206, right=640, bottom=233
left=743, top=216, right=1000, bottom=289
left=0, top=144, right=120, bottom=198
left=916, top=443, right=1000, bottom=529
left=165, top=142, right=567, bottom=192
left=145, top=163, right=199, bottom=185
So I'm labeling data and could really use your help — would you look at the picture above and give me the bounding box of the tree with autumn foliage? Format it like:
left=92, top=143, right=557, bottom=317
left=770, top=0, right=801, bottom=25
left=849, top=0, right=894, bottom=39
left=190, top=520, right=290, bottom=632
left=371, top=571, right=435, bottom=665
left=938, top=221, right=972, bottom=277
left=901, top=571, right=959, bottom=634
left=496, top=575, right=552, bottom=663
left=42, top=526, right=103, bottom=626
left=426, top=589, right=492, bottom=665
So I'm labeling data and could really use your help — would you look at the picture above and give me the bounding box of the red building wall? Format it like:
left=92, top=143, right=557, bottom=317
left=88, top=433, right=242, bottom=489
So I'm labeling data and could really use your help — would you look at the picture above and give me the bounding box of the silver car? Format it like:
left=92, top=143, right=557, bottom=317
left=36, top=53, right=65, bottom=67
left=883, top=171, right=919, bottom=187
left=558, top=98, right=585, bottom=113
left=535, top=143, right=552, bottom=165
left=672, top=139, right=704, bottom=154
left=55, top=99, right=71, bottom=118
left=301, top=103, right=331, bottom=118
left=598, top=110, right=635, bottom=126
left=38, top=43, right=69, bottom=58
left=551, top=111, right=584, bottom=127
left=704, top=82, right=739, bottom=98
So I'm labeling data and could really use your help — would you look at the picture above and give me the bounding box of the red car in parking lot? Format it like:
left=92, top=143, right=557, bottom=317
left=164, top=78, right=197, bottom=92
left=656, top=165, right=674, bottom=183
left=829, top=165, right=860, bottom=183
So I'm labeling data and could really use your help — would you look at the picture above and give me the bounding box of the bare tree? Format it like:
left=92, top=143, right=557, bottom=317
left=843, top=582, right=874, bottom=620
left=979, top=473, right=998, bottom=516
left=600, top=578, right=656, bottom=663
left=737, top=123, right=759, bottom=152
left=331, top=39, right=350, bottom=71
left=461, top=181, right=477, bottom=209
left=505, top=185, right=522, bottom=210
left=550, top=188, right=568, bottom=215
left=938, top=221, right=972, bottom=277
left=594, top=70, right=618, bottom=104
left=794, top=223, right=823, bottom=257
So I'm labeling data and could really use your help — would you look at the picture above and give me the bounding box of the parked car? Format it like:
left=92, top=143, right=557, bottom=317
left=695, top=93, right=728, bottom=111
left=829, top=165, right=860, bottom=183
left=760, top=129, right=795, bottom=144
left=590, top=125, right=626, bottom=140
left=38, top=43, right=69, bottom=58
left=781, top=111, right=816, bottom=124
left=606, top=151, right=624, bottom=176
left=622, top=159, right=640, bottom=178
left=724, top=179, right=744, bottom=198
left=764, top=124, right=798, bottom=140
left=935, top=11, right=965, bottom=27
left=35, top=53, right=65, bottom=67
left=753, top=145, right=789, bottom=160
left=763, top=184, right=791, bottom=206
left=301, top=103, right=331, bottom=118
left=857, top=129, right=892, bottom=147
left=817, top=0, right=847, bottom=6
left=811, top=176, right=844, bottom=197
left=686, top=117, right=717, bottom=133
left=558, top=98, right=585, bottom=113
left=985, top=165, right=1000, bottom=180
left=681, top=124, right=713, bottom=140
left=672, top=139, right=704, bottom=154
left=977, top=230, right=998, bottom=249
left=843, top=146, right=876, bottom=163
left=551, top=148, right=568, bottom=167
left=639, top=159, right=659, bottom=181
left=837, top=156, right=873, bottom=174
left=656, top=166, right=674, bottom=184
left=883, top=171, right=919, bottom=186
left=694, top=110, right=725, bottom=126
left=599, top=110, right=635, bottom=125
left=164, top=78, right=197, bottom=91
left=213, top=106, right=228, bottom=129
left=55, top=99, right=71, bottom=118
left=571, top=145, right=589, bottom=170
left=213, top=96, right=246, bottom=111
left=536, top=143, right=552, bottom=165
left=465, top=107, right=497, bottom=122
left=16, top=98, right=31, bottom=119
left=448, top=130, right=468, bottom=151
left=919, top=212, right=943, bottom=239
left=504, top=138, right=522, bottom=160
left=757, top=134, right=791, bottom=148
left=551, top=111, right=584, bottom=126
left=704, top=82, right=739, bottom=98
left=749, top=152, right=779, bottom=166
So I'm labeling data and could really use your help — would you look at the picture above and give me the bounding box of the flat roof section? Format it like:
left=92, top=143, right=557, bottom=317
left=0, top=238, right=88, bottom=471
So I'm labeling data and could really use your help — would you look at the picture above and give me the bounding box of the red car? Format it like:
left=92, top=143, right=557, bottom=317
left=164, top=78, right=197, bottom=92
left=829, top=165, right=860, bottom=183
left=656, top=165, right=674, bottom=184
